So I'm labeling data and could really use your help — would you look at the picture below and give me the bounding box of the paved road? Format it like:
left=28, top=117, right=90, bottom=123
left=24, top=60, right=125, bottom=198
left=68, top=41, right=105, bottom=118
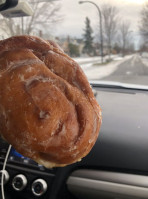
left=101, top=54, right=148, bottom=85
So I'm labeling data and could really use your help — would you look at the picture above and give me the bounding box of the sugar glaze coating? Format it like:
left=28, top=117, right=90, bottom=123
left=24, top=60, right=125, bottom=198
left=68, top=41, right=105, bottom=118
left=0, top=36, right=102, bottom=168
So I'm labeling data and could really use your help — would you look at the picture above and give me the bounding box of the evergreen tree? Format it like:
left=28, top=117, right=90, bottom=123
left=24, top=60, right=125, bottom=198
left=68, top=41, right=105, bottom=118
left=83, top=17, right=94, bottom=55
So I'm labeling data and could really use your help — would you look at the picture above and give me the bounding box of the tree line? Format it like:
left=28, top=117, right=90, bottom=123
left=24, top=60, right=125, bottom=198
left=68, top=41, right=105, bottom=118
left=82, top=3, right=134, bottom=57
left=0, top=1, right=148, bottom=57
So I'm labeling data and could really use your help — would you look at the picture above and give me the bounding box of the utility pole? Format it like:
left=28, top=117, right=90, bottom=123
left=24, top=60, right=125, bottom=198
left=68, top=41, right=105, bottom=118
left=79, top=0, right=104, bottom=63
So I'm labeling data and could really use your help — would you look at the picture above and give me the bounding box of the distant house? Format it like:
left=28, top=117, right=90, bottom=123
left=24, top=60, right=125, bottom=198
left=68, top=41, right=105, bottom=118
left=55, top=36, right=84, bottom=57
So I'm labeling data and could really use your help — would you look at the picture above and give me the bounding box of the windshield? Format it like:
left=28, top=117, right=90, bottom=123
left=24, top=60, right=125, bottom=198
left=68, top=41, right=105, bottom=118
left=0, top=0, right=148, bottom=86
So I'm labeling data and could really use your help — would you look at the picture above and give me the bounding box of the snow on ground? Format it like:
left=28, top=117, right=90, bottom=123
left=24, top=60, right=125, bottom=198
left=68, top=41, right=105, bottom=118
left=74, top=56, right=102, bottom=64
left=74, top=54, right=118, bottom=64
left=74, top=54, right=122, bottom=71
left=141, top=57, right=148, bottom=67
left=74, top=55, right=133, bottom=80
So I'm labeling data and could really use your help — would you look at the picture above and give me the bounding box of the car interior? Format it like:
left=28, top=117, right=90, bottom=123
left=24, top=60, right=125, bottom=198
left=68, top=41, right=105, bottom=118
left=1, top=0, right=148, bottom=199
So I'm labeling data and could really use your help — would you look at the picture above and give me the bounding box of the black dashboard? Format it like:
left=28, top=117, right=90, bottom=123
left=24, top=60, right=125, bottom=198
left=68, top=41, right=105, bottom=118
left=1, top=84, right=148, bottom=199
left=0, top=139, right=56, bottom=199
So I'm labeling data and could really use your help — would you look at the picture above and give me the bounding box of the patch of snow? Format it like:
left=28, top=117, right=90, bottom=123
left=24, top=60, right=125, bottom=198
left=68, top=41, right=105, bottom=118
left=74, top=56, right=101, bottom=64
left=141, top=57, right=148, bottom=67
left=113, top=57, right=123, bottom=61
left=74, top=54, right=118, bottom=65
left=82, top=55, right=132, bottom=80
left=126, top=71, right=132, bottom=75
left=74, top=54, right=121, bottom=72
left=141, top=52, right=148, bottom=58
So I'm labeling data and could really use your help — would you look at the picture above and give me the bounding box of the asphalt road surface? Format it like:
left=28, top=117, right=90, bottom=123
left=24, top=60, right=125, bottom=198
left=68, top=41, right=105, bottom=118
left=101, top=54, right=148, bottom=85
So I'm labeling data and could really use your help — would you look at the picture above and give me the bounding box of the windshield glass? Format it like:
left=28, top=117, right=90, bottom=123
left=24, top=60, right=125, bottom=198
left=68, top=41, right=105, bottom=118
left=0, top=0, right=148, bottom=86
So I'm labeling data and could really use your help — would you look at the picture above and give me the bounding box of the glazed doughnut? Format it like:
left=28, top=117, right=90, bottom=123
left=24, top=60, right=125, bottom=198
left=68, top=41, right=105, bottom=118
left=0, top=35, right=102, bottom=168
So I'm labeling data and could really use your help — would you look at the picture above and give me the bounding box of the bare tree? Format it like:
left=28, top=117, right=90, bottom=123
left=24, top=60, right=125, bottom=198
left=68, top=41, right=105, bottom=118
left=101, top=4, right=119, bottom=57
left=139, top=2, right=148, bottom=44
left=0, top=0, right=62, bottom=38
left=118, top=21, right=132, bottom=56
left=0, top=16, right=17, bottom=38
left=24, top=0, right=62, bottom=35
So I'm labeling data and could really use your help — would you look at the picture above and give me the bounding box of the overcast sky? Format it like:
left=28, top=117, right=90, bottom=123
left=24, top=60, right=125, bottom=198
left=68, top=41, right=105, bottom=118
left=54, top=0, right=147, bottom=46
